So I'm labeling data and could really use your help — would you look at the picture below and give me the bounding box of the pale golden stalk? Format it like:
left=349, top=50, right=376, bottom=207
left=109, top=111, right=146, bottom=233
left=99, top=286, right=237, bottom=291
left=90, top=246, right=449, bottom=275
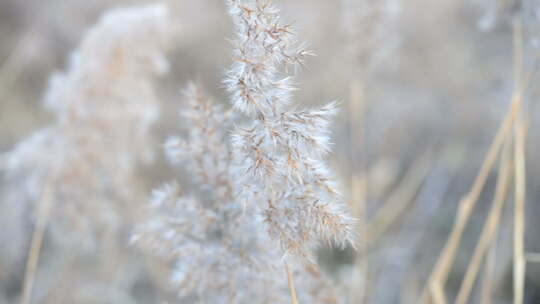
left=513, top=115, right=526, bottom=304
left=348, top=80, right=367, bottom=223
left=455, top=140, right=512, bottom=304
left=349, top=175, right=368, bottom=304
left=285, top=263, right=299, bottom=304
left=348, top=77, right=369, bottom=304
left=20, top=179, right=55, bottom=304
left=480, top=233, right=498, bottom=304
left=512, top=16, right=527, bottom=304
left=419, top=96, right=520, bottom=304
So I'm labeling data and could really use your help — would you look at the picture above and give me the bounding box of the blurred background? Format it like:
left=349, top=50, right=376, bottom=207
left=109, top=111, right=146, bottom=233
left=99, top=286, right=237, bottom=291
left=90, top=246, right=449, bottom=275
left=1, top=0, right=540, bottom=303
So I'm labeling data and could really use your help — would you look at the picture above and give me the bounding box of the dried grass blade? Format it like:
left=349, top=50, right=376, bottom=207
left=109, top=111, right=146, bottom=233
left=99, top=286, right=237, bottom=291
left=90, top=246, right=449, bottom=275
left=455, top=140, right=512, bottom=304
left=419, top=98, right=519, bottom=304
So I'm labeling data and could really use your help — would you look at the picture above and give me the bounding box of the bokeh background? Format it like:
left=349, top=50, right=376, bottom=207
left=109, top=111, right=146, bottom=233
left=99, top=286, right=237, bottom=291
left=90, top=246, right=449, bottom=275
left=1, top=0, right=540, bottom=303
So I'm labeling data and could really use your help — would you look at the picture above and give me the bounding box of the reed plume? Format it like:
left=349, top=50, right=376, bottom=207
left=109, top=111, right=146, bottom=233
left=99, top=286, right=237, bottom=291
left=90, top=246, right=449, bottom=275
left=5, top=4, right=171, bottom=303
left=224, top=0, right=356, bottom=261
left=133, top=84, right=343, bottom=303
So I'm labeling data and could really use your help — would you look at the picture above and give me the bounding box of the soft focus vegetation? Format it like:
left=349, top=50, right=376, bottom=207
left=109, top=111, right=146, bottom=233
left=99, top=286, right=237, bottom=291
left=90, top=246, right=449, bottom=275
left=1, top=0, right=540, bottom=303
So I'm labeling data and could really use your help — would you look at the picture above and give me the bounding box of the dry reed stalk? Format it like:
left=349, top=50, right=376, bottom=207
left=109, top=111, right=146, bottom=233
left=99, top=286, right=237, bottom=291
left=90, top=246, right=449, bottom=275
left=348, top=80, right=367, bottom=223
left=513, top=113, right=526, bottom=304
left=343, top=2, right=396, bottom=300
left=480, top=230, right=498, bottom=304
left=455, top=140, right=512, bottom=304
left=422, top=12, right=529, bottom=304
left=419, top=96, right=520, bottom=304
left=367, top=152, right=431, bottom=246
left=512, top=16, right=527, bottom=304
left=348, top=77, right=369, bottom=304
left=285, top=263, right=299, bottom=304
left=20, top=179, right=55, bottom=304
left=349, top=175, right=368, bottom=304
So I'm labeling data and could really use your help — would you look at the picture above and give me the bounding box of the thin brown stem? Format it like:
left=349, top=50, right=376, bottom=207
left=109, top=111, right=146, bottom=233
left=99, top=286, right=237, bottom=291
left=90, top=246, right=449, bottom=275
left=419, top=96, right=520, bottom=304
left=20, top=180, right=55, bottom=304
left=285, top=262, right=299, bottom=304
left=480, top=227, right=498, bottom=304
left=455, top=139, right=512, bottom=304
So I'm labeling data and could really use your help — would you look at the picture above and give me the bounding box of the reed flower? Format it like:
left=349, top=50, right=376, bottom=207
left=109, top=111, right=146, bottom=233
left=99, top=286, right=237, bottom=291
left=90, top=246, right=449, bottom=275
left=133, top=84, right=343, bottom=303
left=224, top=0, right=356, bottom=260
